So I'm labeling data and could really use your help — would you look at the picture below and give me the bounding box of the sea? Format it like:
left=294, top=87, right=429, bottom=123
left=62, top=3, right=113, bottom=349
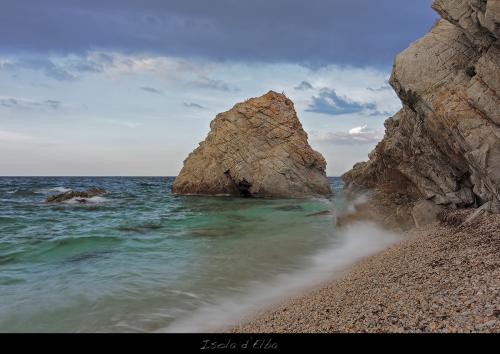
left=0, top=177, right=400, bottom=332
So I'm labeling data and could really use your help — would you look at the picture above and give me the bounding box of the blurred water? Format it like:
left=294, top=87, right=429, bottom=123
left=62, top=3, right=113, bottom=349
left=0, top=177, right=353, bottom=332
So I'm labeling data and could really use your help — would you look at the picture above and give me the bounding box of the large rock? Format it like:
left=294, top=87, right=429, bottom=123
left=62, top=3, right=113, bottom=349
left=412, top=200, right=445, bottom=228
left=172, top=91, right=332, bottom=197
left=344, top=0, right=500, bottom=211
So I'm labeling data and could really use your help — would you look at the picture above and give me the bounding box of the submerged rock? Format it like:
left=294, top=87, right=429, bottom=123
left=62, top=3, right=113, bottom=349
left=273, top=205, right=304, bottom=212
left=343, top=0, right=500, bottom=212
left=306, top=210, right=333, bottom=217
left=172, top=91, right=332, bottom=197
left=45, top=188, right=106, bottom=203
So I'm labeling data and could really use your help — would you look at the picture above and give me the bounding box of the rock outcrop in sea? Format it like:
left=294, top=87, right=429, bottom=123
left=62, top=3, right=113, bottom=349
left=343, top=0, right=500, bottom=223
left=172, top=91, right=332, bottom=197
left=46, top=188, right=106, bottom=203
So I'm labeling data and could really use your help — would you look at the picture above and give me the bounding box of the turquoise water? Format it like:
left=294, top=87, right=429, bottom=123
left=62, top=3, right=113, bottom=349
left=0, top=177, right=349, bottom=332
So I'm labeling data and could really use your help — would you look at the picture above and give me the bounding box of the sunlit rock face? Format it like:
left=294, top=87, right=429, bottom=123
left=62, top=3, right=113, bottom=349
left=344, top=0, right=500, bottom=210
left=172, top=91, right=332, bottom=198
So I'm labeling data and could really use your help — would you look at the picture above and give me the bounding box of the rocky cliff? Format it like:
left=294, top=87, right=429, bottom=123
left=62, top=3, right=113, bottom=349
left=343, top=0, right=500, bottom=215
left=172, top=91, right=332, bottom=197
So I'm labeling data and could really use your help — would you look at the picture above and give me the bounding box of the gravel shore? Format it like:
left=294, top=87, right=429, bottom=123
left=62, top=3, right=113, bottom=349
left=232, top=209, right=500, bottom=333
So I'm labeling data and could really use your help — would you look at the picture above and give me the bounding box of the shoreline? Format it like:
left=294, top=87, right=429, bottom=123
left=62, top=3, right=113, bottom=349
left=230, top=209, right=500, bottom=333
left=164, top=220, right=402, bottom=332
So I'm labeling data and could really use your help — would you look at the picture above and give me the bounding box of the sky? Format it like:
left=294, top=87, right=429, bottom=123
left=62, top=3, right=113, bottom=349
left=0, top=0, right=438, bottom=176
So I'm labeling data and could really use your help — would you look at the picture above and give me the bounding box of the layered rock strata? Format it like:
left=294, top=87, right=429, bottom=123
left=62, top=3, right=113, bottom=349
left=344, top=0, right=500, bottom=214
left=173, top=91, right=332, bottom=198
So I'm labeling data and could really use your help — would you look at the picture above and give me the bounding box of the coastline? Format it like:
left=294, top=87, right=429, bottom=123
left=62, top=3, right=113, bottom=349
left=230, top=209, right=500, bottom=333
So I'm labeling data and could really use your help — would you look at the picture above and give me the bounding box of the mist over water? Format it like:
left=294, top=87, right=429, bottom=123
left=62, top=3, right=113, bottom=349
left=0, top=177, right=400, bottom=332
left=165, top=221, right=401, bottom=332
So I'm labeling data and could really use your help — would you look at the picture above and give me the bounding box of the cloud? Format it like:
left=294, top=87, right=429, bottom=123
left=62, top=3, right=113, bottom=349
left=311, top=125, right=383, bottom=145
left=0, top=96, right=61, bottom=110
left=1, top=52, right=209, bottom=82
left=140, top=86, right=162, bottom=94
left=45, top=100, right=61, bottom=109
left=306, top=89, right=376, bottom=115
left=369, top=109, right=397, bottom=117
left=183, top=102, right=207, bottom=109
left=188, top=76, right=239, bottom=92
left=0, top=0, right=437, bottom=67
left=294, top=81, right=314, bottom=91
left=67, top=53, right=114, bottom=73
left=3, top=58, right=76, bottom=81
left=367, top=84, right=392, bottom=92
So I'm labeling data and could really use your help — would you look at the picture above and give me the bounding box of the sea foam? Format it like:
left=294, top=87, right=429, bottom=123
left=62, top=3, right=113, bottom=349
left=35, top=187, right=72, bottom=194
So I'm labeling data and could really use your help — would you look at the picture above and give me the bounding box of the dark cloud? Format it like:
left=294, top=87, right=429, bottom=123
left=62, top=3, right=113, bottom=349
left=294, top=81, right=314, bottom=91
left=188, top=76, right=239, bottom=92
left=183, top=102, right=207, bottom=110
left=0, top=0, right=437, bottom=67
left=140, top=86, right=162, bottom=94
left=306, top=89, right=376, bottom=115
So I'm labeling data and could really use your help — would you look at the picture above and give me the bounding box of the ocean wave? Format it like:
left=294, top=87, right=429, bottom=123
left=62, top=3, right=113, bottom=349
left=0, top=276, right=25, bottom=286
left=162, top=221, right=402, bottom=333
left=33, top=236, right=122, bottom=263
left=35, top=187, right=72, bottom=194
left=3, top=189, right=37, bottom=196
left=168, top=289, right=201, bottom=299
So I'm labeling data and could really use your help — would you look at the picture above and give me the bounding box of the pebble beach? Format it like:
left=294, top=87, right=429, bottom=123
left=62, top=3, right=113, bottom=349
left=232, top=209, right=500, bottom=333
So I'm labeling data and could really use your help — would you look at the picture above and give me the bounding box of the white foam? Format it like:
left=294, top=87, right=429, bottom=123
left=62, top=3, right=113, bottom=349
left=162, top=221, right=402, bottom=333
left=63, top=196, right=109, bottom=205
left=36, top=187, right=72, bottom=194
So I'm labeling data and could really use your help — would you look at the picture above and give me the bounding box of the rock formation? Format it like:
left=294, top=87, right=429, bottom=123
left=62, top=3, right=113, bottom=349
left=343, top=0, right=500, bottom=216
left=46, top=188, right=106, bottom=203
left=172, top=91, right=332, bottom=197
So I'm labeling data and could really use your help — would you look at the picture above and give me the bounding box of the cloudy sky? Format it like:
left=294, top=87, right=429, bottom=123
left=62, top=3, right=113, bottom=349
left=0, top=0, right=437, bottom=176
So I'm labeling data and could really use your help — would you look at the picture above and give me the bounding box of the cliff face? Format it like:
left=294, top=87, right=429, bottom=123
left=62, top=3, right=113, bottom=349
left=172, top=91, right=332, bottom=197
left=344, top=0, right=500, bottom=211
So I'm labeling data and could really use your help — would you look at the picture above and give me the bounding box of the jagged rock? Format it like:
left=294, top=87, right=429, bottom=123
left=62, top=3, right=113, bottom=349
left=344, top=0, right=500, bottom=212
left=172, top=91, right=332, bottom=197
left=46, top=188, right=106, bottom=203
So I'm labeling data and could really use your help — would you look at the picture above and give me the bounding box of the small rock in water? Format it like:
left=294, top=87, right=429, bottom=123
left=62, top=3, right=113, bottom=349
left=45, top=188, right=106, bottom=203
left=118, top=224, right=162, bottom=233
left=306, top=210, right=333, bottom=217
left=274, top=205, right=304, bottom=212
